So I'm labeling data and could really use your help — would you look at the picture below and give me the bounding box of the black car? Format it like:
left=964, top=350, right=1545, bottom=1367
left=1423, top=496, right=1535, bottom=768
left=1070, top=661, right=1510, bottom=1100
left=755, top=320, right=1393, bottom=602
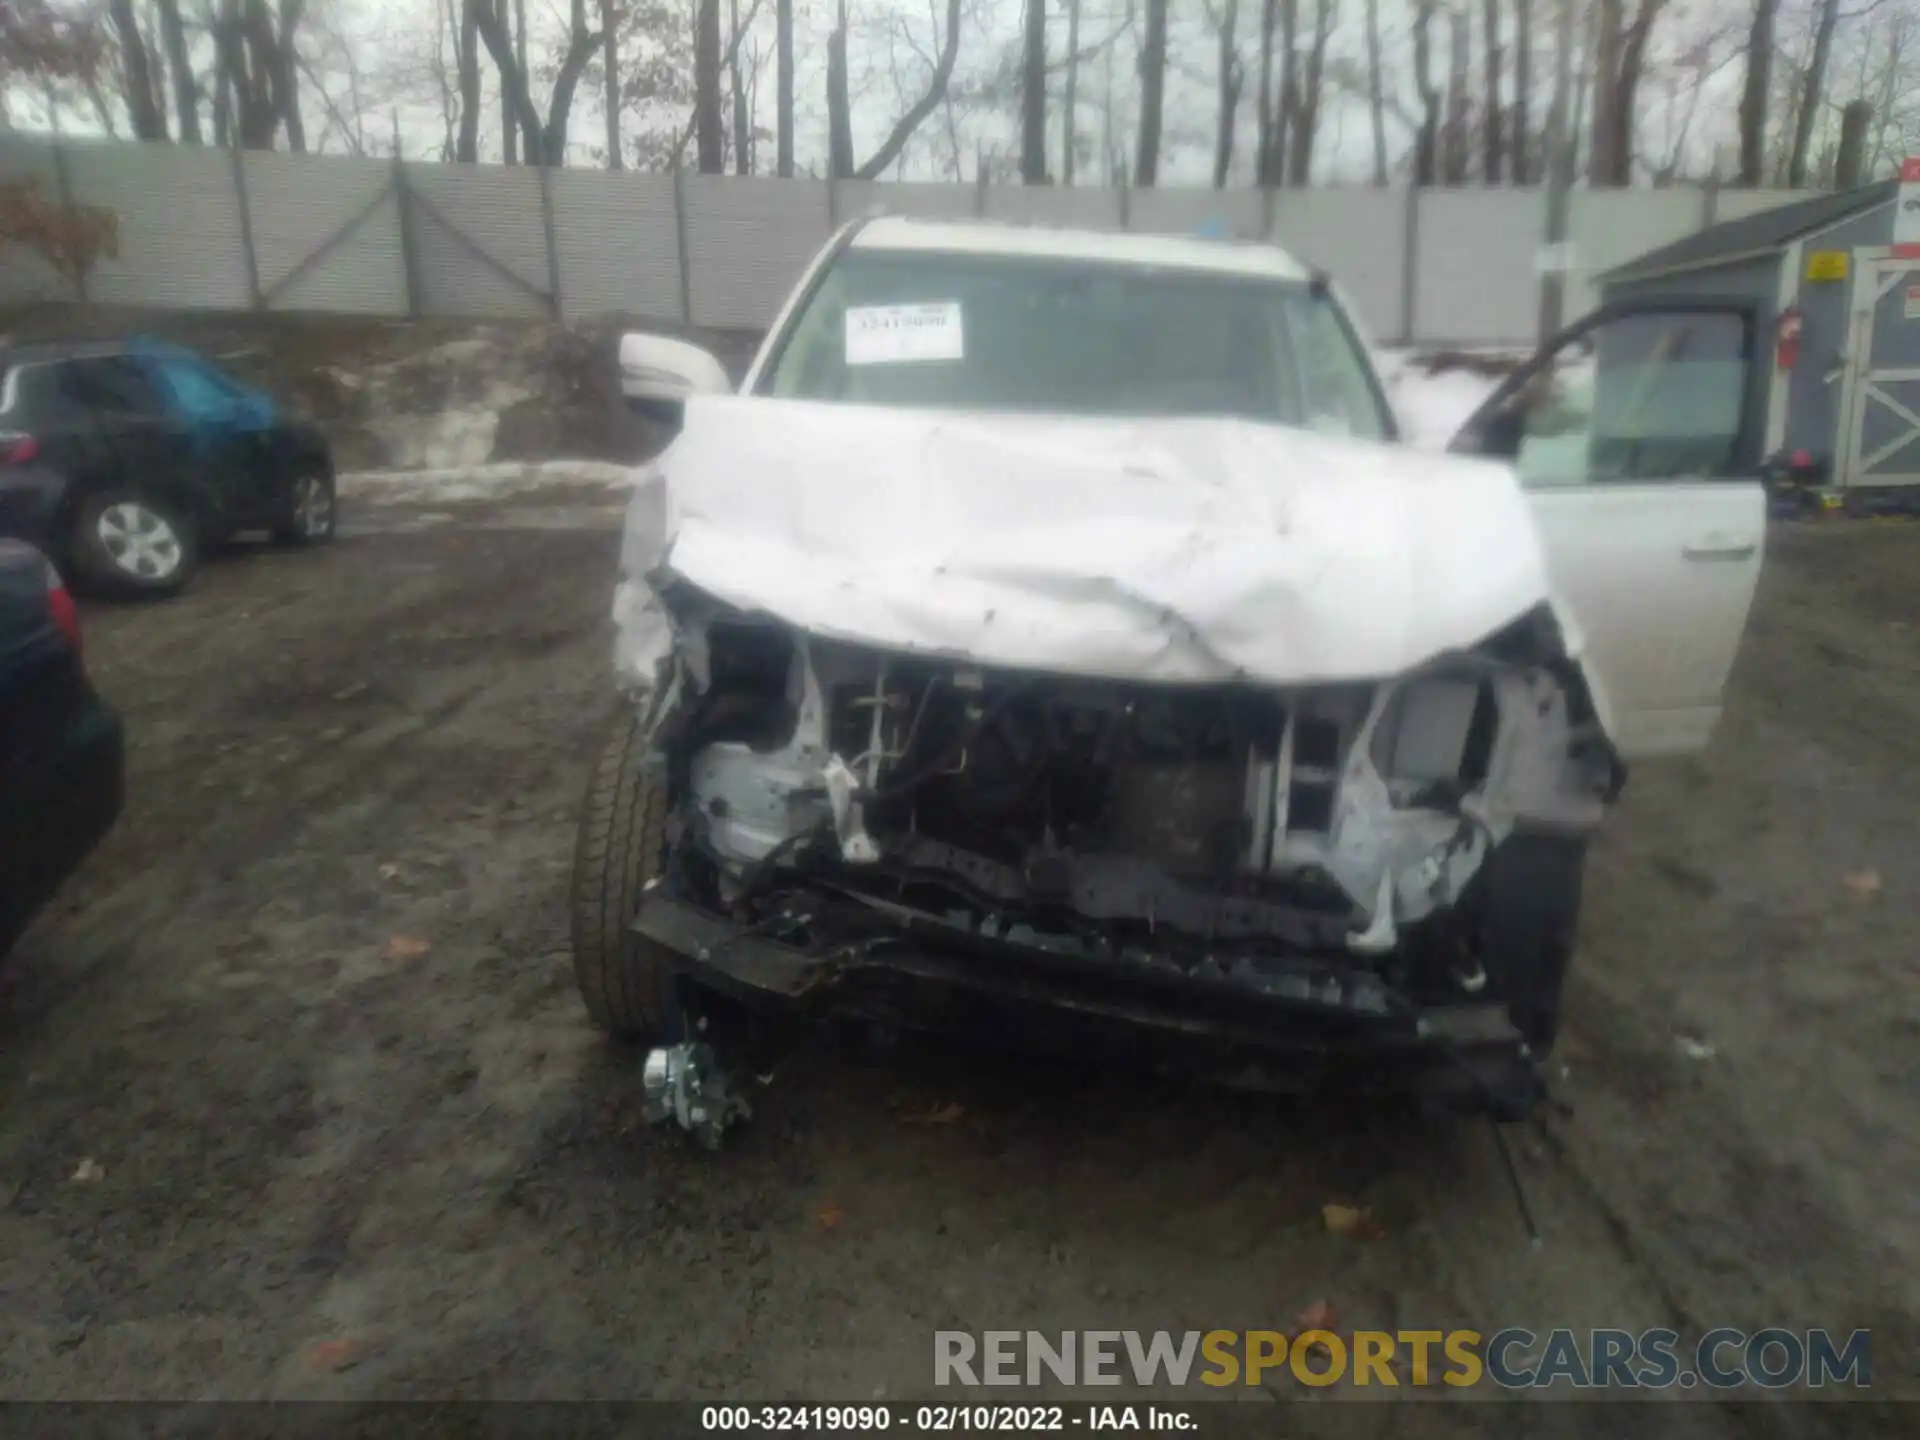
left=0, top=540, right=123, bottom=958
left=0, top=338, right=335, bottom=596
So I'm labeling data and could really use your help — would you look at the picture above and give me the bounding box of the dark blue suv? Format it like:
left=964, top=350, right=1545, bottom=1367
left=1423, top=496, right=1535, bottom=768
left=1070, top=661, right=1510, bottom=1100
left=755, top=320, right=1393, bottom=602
left=0, top=338, right=335, bottom=596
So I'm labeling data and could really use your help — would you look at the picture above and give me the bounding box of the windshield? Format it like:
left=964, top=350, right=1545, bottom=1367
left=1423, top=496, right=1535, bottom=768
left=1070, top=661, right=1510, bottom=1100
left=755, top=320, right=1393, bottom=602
left=757, top=249, right=1393, bottom=439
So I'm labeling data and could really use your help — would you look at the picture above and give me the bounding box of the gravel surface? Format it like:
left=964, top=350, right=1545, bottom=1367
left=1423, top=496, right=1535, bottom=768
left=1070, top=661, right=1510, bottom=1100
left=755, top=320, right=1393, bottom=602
left=0, top=499, right=1914, bottom=1433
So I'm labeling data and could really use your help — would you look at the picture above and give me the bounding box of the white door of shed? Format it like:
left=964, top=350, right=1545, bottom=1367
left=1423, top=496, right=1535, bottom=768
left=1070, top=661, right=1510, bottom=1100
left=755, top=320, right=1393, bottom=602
left=1838, top=255, right=1920, bottom=488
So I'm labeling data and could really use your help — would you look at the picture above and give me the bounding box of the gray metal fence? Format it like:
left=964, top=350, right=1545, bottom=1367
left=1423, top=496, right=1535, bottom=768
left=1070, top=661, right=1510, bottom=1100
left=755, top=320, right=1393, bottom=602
left=0, top=134, right=1820, bottom=345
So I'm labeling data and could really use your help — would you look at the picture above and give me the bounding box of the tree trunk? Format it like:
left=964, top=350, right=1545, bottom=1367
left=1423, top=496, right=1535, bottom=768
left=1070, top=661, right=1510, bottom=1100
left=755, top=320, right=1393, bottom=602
left=1256, top=0, right=1275, bottom=184
left=1213, top=0, right=1241, bottom=188
left=495, top=0, right=516, bottom=159
left=275, top=0, right=306, bottom=152
left=470, top=0, right=596, bottom=165
left=1020, top=0, right=1047, bottom=182
left=728, top=0, right=750, bottom=172
left=1274, top=0, right=1296, bottom=186
left=457, top=0, right=481, bottom=161
left=1483, top=0, right=1503, bottom=183
left=1786, top=0, right=1839, bottom=188
left=1363, top=0, right=1387, bottom=185
left=776, top=0, right=794, bottom=176
left=1604, top=0, right=1659, bottom=186
left=156, top=0, right=199, bottom=143
left=109, top=0, right=168, bottom=140
left=1062, top=0, right=1080, bottom=184
left=1589, top=0, right=1621, bottom=183
left=1444, top=2, right=1470, bottom=183
left=1834, top=99, right=1870, bottom=188
left=1411, top=0, right=1440, bottom=185
left=602, top=0, right=621, bottom=167
left=694, top=0, right=724, bottom=172
left=1136, top=0, right=1168, bottom=185
left=1512, top=0, right=1530, bottom=182
left=1737, top=0, right=1775, bottom=185
left=1286, top=0, right=1329, bottom=184
left=826, top=0, right=853, bottom=178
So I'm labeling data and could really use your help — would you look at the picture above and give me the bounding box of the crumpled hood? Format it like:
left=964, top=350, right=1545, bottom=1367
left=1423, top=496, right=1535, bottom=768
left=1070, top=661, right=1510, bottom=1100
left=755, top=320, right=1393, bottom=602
left=615, top=393, right=1570, bottom=693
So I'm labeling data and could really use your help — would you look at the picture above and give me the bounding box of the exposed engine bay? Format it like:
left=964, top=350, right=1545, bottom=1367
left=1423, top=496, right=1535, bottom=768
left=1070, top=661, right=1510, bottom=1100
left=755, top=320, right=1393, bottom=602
left=642, top=584, right=1621, bottom=1017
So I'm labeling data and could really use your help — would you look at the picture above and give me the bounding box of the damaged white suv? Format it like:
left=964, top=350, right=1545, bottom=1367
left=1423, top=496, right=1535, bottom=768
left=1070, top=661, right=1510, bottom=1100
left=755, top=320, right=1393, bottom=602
left=573, top=217, right=1766, bottom=1135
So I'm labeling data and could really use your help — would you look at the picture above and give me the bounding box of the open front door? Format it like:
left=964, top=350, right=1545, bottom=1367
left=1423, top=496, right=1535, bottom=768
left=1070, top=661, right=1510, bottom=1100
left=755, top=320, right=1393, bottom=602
left=1449, top=301, right=1767, bottom=760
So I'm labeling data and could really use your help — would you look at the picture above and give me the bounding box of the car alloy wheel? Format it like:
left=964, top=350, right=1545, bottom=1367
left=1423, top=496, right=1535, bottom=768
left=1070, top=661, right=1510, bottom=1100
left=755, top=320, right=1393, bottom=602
left=96, top=500, right=185, bottom=584
left=292, top=473, right=334, bottom=540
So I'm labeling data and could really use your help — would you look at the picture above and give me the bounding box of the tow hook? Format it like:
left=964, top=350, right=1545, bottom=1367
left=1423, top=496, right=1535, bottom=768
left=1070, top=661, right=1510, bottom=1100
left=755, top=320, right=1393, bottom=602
left=641, top=1041, right=751, bottom=1150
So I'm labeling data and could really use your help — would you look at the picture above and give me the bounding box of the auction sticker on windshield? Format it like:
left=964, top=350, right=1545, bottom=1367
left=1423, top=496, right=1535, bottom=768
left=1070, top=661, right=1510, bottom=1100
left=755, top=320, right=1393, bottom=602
left=845, top=302, right=965, bottom=366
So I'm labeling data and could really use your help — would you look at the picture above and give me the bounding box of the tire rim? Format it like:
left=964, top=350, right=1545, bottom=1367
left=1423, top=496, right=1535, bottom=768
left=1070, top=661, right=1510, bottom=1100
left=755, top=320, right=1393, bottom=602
left=97, top=501, right=183, bottom=583
left=294, top=475, right=333, bottom=538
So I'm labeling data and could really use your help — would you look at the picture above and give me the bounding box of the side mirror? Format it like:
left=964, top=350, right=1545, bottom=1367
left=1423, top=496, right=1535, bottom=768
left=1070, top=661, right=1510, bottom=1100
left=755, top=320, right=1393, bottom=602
left=619, top=332, right=733, bottom=427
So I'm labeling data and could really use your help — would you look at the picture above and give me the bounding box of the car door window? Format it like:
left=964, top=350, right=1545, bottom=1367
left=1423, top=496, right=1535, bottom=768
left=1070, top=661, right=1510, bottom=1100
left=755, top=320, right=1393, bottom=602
left=1503, top=311, right=1749, bottom=487
left=154, top=357, right=244, bottom=425
left=60, top=357, right=168, bottom=418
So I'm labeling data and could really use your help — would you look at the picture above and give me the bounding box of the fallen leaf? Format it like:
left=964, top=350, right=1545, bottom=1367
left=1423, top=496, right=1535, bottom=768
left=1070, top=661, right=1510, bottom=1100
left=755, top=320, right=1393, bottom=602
left=1322, top=1203, right=1364, bottom=1234
left=903, top=1101, right=967, bottom=1125
left=1842, top=869, right=1882, bottom=898
left=816, top=1202, right=846, bottom=1231
left=383, top=935, right=431, bottom=962
left=378, top=863, right=402, bottom=882
left=1677, top=1034, right=1716, bottom=1061
left=308, top=1338, right=365, bottom=1372
left=70, top=1158, right=104, bottom=1183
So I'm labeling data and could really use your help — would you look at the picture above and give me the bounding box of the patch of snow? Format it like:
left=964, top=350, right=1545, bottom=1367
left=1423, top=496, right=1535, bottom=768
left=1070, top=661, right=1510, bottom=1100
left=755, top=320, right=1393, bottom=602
left=338, top=459, right=640, bottom=505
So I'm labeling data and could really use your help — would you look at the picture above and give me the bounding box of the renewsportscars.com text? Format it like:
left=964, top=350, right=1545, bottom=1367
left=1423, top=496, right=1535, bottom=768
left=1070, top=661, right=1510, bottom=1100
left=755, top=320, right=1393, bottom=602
left=934, top=1328, right=1872, bottom=1390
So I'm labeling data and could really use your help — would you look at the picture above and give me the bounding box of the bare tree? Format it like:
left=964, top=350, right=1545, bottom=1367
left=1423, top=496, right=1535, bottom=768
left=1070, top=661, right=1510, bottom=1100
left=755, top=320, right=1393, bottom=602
left=1786, top=0, right=1841, bottom=187
left=1511, top=0, right=1530, bottom=180
left=1137, top=0, right=1168, bottom=183
left=694, top=0, right=722, bottom=170
left=109, top=0, right=167, bottom=139
left=1256, top=0, right=1275, bottom=182
left=1363, top=0, right=1387, bottom=184
left=1274, top=0, right=1296, bottom=184
left=1286, top=0, right=1332, bottom=183
left=603, top=0, right=621, bottom=167
left=776, top=0, right=792, bottom=174
left=1062, top=0, right=1081, bottom=183
left=1411, top=0, right=1441, bottom=183
left=499, top=0, right=516, bottom=161
left=1483, top=0, right=1503, bottom=182
left=456, top=0, right=480, bottom=160
left=1021, top=0, right=1046, bottom=181
left=1590, top=0, right=1665, bottom=185
left=1443, top=0, right=1469, bottom=183
left=1737, top=0, right=1777, bottom=185
left=155, top=0, right=198, bottom=142
left=727, top=0, right=749, bottom=172
left=1209, top=0, right=1243, bottom=186
left=826, top=0, right=964, bottom=180
left=470, top=0, right=601, bottom=165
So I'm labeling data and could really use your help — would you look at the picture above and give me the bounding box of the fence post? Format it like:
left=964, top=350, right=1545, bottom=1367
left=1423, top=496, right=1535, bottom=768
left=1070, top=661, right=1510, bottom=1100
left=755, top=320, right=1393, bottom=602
left=537, top=160, right=563, bottom=319
left=673, top=165, right=694, bottom=326
left=827, top=172, right=840, bottom=230
left=1399, top=185, right=1421, bottom=346
left=392, top=156, right=423, bottom=319
left=228, top=143, right=264, bottom=309
left=47, top=136, right=87, bottom=304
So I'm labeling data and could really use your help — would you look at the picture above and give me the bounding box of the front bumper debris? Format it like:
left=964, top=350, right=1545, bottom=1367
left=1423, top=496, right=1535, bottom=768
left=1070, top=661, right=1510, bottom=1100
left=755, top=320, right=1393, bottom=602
left=640, top=1040, right=751, bottom=1149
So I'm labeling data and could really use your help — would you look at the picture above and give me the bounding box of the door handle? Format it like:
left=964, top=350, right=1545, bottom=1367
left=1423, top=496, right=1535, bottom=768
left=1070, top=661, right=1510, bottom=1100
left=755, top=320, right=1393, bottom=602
left=1683, top=537, right=1758, bottom=561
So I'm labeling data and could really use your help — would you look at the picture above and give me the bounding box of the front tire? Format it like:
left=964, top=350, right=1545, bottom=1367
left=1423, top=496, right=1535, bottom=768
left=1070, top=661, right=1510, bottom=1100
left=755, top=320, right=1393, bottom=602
left=71, top=490, right=198, bottom=597
left=570, top=709, right=681, bottom=1040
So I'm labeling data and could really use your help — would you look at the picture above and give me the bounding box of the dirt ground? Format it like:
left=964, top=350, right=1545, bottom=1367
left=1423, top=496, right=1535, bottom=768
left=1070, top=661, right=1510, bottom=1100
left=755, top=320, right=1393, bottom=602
left=1, top=491, right=1915, bottom=1431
